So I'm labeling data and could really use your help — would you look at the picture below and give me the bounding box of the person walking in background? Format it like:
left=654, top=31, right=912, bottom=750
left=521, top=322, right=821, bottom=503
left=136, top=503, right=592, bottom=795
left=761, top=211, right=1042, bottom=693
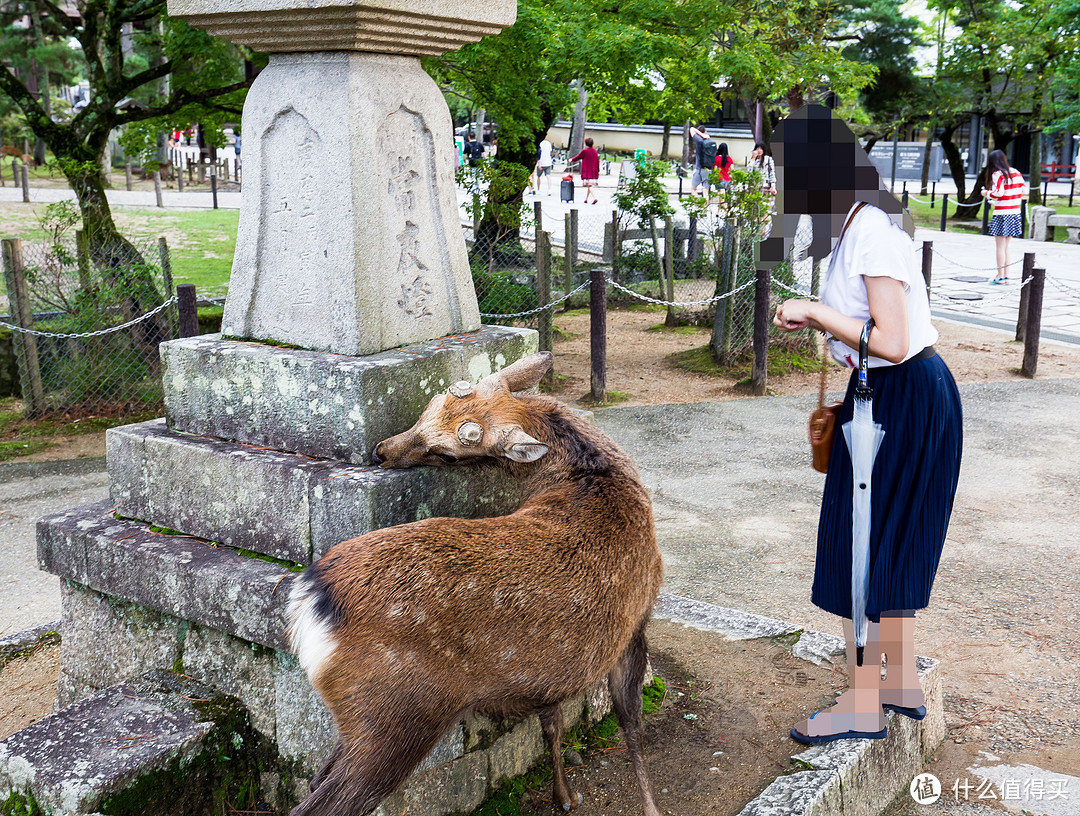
left=689, top=124, right=717, bottom=196
left=533, top=137, right=554, bottom=195
left=463, top=133, right=484, bottom=168
left=713, top=142, right=735, bottom=212
left=747, top=142, right=776, bottom=195
left=569, top=137, right=601, bottom=204
left=981, top=149, right=1027, bottom=284
left=761, top=104, right=962, bottom=746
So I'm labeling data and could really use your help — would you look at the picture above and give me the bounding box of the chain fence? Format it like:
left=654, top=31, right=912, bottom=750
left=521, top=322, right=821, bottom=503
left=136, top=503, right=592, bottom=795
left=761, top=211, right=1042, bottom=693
left=1, top=235, right=178, bottom=418
left=464, top=201, right=818, bottom=365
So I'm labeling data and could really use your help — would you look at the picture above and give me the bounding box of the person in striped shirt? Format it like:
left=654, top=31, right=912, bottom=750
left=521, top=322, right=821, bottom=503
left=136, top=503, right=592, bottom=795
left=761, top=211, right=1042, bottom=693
left=981, top=150, right=1027, bottom=284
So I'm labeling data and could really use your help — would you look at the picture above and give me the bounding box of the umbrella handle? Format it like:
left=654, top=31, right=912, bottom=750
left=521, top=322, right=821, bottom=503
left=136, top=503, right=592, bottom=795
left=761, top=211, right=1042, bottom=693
left=856, top=318, right=875, bottom=396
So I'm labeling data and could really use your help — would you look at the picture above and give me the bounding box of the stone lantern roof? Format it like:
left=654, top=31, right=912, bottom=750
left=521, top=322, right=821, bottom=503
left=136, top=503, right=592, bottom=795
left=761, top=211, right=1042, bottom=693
left=167, top=0, right=517, bottom=56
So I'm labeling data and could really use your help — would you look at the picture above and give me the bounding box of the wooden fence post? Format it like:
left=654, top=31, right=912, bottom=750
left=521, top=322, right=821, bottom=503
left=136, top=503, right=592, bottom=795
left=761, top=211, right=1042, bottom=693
left=177, top=283, right=199, bottom=338
left=153, top=171, right=164, bottom=208
left=663, top=217, right=675, bottom=326
left=590, top=267, right=607, bottom=403
left=981, top=198, right=990, bottom=235
left=564, top=212, right=573, bottom=302
left=940, top=194, right=948, bottom=232
left=713, top=220, right=736, bottom=366
left=921, top=240, right=933, bottom=302
left=536, top=230, right=552, bottom=355
left=1020, top=267, right=1045, bottom=378
left=75, top=229, right=91, bottom=291
left=210, top=164, right=219, bottom=210
left=2, top=238, right=46, bottom=415
left=751, top=267, right=769, bottom=396
left=177, top=158, right=185, bottom=192
left=11, top=159, right=18, bottom=186
left=125, top=162, right=133, bottom=191
left=570, top=208, right=579, bottom=272
left=20, top=162, right=30, bottom=203
left=1016, top=252, right=1037, bottom=343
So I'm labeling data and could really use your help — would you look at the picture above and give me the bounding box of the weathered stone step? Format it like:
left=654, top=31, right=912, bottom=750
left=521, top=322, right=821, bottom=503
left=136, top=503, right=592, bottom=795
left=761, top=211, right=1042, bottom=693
left=161, top=326, right=536, bottom=466
left=0, top=672, right=255, bottom=816
left=38, top=500, right=292, bottom=651
left=108, top=419, right=519, bottom=564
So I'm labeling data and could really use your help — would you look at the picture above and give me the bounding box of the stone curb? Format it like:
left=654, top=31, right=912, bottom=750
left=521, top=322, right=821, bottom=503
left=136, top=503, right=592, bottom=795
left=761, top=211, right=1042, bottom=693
left=652, top=593, right=944, bottom=816
left=0, top=620, right=61, bottom=665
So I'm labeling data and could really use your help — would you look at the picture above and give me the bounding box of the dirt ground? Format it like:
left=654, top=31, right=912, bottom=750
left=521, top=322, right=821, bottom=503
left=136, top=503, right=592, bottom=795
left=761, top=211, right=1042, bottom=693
left=0, top=621, right=836, bottom=814
left=548, top=308, right=1080, bottom=409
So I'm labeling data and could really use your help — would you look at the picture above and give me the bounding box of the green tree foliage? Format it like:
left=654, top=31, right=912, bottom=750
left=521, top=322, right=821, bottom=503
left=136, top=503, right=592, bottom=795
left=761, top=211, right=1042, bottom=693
left=0, top=1, right=255, bottom=257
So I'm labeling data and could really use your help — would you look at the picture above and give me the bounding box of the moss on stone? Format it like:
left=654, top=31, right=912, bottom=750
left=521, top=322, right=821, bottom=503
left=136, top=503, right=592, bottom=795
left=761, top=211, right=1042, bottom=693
left=232, top=547, right=305, bottom=573
left=1, top=789, right=41, bottom=816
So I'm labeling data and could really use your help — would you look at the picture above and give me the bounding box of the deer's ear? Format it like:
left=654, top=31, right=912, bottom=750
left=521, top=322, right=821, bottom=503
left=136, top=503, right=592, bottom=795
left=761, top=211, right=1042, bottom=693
left=477, top=352, right=553, bottom=396
left=502, top=428, right=549, bottom=463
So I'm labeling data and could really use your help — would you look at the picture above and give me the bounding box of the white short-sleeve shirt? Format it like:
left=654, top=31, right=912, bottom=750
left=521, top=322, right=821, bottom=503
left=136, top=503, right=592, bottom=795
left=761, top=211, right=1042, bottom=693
left=538, top=140, right=553, bottom=167
left=820, top=203, right=937, bottom=368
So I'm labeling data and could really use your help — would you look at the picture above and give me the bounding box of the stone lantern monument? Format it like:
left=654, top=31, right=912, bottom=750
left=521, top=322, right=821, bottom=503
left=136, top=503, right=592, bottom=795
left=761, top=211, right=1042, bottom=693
left=169, top=0, right=517, bottom=355
left=19, top=2, right=578, bottom=814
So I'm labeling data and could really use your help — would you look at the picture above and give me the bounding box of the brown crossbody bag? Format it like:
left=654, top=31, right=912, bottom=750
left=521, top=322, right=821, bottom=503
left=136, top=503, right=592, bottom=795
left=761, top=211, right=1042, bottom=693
left=808, top=202, right=867, bottom=473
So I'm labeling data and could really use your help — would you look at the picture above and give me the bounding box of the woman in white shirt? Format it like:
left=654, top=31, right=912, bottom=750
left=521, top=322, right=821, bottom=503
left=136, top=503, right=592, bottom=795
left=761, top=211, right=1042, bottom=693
left=764, top=105, right=963, bottom=745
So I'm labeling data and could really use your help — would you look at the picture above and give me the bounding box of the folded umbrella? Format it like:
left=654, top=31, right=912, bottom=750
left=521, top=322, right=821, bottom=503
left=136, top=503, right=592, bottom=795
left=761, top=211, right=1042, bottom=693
left=842, top=318, right=885, bottom=665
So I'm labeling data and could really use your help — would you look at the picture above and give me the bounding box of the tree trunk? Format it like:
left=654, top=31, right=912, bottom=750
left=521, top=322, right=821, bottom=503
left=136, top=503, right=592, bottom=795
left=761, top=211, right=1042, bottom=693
left=1029, top=92, right=1044, bottom=206
left=475, top=108, right=487, bottom=146
left=569, top=80, right=587, bottom=156
left=787, top=86, right=804, bottom=112
left=920, top=129, right=933, bottom=195
left=660, top=122, right=671, bottom=162
left=682, top=120, right=692, bottom=167
left=60, top=149, right=169, bottom=368
left=940, top=121, right=973, bottom=217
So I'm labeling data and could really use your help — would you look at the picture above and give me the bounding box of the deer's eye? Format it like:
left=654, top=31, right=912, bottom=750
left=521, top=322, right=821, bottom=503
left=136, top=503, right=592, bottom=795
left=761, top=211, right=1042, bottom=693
left=437, top=452, right=458, bottom=464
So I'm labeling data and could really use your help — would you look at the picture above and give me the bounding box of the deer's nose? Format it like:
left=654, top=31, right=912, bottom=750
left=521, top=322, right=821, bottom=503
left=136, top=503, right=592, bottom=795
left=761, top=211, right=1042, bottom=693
left=371, top=445, right=385, bottom=465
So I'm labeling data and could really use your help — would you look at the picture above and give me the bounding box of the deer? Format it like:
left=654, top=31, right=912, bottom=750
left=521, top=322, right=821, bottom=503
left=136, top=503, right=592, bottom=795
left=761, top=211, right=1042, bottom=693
left=286, top=351, right=663, bottom=816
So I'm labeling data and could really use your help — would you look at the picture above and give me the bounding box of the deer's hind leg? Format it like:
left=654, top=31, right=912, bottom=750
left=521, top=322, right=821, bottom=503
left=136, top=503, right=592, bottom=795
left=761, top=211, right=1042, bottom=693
left=539, top=702, right=581, bottom=811
left=608, top=619, right=661, bottom=816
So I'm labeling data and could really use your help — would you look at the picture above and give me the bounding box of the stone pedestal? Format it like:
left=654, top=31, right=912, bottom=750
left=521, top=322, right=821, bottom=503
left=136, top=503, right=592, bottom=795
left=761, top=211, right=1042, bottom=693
left=222, top=52, right=482, bottom=354
left=32, top=328, right=619, bottom=814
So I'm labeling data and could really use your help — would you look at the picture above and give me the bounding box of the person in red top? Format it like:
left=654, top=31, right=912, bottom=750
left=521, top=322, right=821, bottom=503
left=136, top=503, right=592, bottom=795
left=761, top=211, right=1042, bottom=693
left=569, top=137, right=601, bottom=204
left=713, top=142, right=735, bottom=212
left=981, top=149, right=1027, bottom=284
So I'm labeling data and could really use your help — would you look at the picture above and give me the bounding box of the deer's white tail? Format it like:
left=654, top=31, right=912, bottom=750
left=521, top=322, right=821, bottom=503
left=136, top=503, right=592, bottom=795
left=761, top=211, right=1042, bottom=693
left=287, top=571, right=339, bottom=682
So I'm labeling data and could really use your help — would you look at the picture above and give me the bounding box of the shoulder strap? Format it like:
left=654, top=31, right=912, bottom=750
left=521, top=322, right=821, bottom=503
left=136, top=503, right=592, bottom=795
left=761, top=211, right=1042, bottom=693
left=817, top=201, right=869, bottom=405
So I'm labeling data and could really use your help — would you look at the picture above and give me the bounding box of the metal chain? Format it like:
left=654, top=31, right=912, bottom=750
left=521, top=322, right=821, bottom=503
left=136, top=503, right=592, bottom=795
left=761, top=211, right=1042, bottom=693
left=480, top=280, right=592, bottom=319
left=3, top=296, right=178, bottom=338
left=929, top=274, right=1034, bottom=306
left=1045, top=274, right=1080, bottom=299
left=929, top=247, right=1025, bottom=272
left=770, top=277, right=818, bottom=300
left=606, top=276, right=756, bottom=307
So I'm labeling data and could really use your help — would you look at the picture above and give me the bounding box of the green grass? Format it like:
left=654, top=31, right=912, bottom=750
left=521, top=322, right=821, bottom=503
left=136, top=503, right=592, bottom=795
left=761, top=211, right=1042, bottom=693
left=646, top=323, right=708, bottom=335
left=671, top=344, right=821, bottom=380
left=0, top=396, right=158, bottom=462
left=905, top=192, right=1080, bottom=241
left=0, top=202, right=238, bottom=299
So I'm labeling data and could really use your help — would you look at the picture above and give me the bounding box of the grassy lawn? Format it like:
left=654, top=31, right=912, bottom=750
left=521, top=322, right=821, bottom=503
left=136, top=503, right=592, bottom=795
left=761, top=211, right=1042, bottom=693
left=0, top=202, right=238, bottom=298
left=905, top=190, right=1080, bottom=241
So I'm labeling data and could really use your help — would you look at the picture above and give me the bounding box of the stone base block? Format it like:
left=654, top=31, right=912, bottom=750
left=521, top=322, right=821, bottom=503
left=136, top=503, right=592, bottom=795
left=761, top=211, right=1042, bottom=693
left=161, top=326, right=537, bottom=465
left=0, top=672, right=244, bottom=816
left=108, top=419, right=520, bottom=564
left=39, top=502, right=293, bottom=651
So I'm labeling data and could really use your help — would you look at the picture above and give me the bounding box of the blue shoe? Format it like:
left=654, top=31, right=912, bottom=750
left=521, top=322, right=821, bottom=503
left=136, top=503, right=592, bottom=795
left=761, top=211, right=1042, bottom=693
left=882, top=703, right=927, bottom=721
left=790, top=725, right=888, bottom=745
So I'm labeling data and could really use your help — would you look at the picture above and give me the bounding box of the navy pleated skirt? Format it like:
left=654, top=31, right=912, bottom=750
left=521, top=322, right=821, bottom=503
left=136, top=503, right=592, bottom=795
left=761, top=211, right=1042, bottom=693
left=811, top=351, right=963, bottom=618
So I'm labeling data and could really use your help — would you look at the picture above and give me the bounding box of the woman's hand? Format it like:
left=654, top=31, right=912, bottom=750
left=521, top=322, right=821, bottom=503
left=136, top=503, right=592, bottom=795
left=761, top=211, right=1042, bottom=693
left=774, top=299, right=817, bottom=332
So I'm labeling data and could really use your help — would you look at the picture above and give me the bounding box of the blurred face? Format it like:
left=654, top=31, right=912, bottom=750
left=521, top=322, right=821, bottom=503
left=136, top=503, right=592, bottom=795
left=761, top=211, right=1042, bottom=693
left=752, top=147, right=764, bottom=160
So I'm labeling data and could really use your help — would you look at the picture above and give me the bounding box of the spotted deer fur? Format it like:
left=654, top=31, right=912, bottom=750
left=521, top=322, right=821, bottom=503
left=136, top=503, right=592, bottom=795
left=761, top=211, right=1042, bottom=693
left=287, top=352, right=663, bottom=816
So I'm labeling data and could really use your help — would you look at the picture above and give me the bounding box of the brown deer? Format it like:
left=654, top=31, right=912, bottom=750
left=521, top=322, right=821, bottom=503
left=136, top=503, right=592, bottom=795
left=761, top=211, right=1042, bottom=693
left=287, top=352, right=663, bottom=816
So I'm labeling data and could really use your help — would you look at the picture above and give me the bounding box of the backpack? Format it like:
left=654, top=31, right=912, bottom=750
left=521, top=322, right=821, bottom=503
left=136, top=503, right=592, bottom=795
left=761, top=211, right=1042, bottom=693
left=701, top=139, right=719, bottom=167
